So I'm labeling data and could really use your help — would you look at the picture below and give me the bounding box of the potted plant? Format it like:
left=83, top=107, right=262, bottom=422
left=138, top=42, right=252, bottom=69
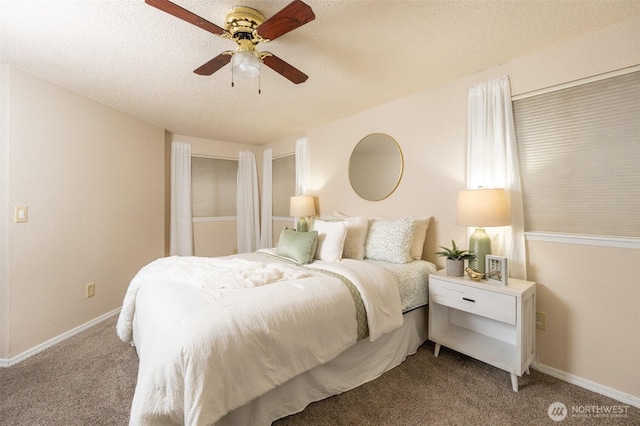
left=435, top=240, right=476, bottom=277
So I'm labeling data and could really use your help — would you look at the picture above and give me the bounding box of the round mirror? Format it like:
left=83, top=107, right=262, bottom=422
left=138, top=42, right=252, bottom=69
left=348, top=133, right=403, bottom=201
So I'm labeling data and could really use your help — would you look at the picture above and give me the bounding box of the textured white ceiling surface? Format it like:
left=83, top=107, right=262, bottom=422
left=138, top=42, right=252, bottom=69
left=2, top=0, right=640, bottom=145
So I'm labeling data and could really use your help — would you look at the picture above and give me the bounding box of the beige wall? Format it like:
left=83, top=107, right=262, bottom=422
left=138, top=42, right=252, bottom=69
left=266, top=71, right=472, bottom=267
left=0, top=66, right=165, bottom=360
left=264, top=18, right=640, bottom=400
left=528, top=241, right=638, bottom=398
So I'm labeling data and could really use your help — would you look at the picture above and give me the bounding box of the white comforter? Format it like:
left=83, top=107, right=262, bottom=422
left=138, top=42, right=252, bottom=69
left=116, top=251, right=402, bottom=426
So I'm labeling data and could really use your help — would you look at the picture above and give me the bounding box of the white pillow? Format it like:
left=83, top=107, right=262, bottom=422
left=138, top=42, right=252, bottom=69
left=365, top=217, right=416, bottom=264
left=410, top=216, right=431, bottom=260
left=312, top=220, right=348, bottom=262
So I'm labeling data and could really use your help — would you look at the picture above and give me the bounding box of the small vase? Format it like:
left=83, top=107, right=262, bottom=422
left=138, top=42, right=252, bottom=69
left=446, top=259, right=464, bottom=277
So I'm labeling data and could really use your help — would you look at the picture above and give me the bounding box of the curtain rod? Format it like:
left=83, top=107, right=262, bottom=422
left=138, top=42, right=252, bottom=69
left=272, top=152, right=294, bottom=160
left=192, top=152, right=294, bottom=161
left=191, top=154, right=238, bottom=161
left=512, top=64, right=640, bottom=101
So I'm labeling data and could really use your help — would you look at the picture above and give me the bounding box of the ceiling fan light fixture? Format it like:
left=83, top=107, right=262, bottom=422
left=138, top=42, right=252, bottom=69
left=146, top=0, right=314, bottom=84
left=231, top=51, right=261, bottom=79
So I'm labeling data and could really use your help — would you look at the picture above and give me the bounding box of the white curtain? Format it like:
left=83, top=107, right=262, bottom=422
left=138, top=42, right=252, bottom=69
left=467, top=76, right=527, bottom=279
left=295, top=137, right=309, bottom=196
left=294, top=138, right=310, bottom=229
left=237, top=150, right=260, bottom=253
left=260, top=148, right=273, bottom=248
left=170, top=142, right=193, bottom=256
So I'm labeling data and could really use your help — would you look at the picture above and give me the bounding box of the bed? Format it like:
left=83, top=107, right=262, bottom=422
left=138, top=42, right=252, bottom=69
left=117, top=215, right=435, bottom=425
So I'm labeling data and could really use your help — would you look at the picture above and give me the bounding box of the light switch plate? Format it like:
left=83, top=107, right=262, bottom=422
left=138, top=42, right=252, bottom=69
left=15, top=206, right=28, bottom=223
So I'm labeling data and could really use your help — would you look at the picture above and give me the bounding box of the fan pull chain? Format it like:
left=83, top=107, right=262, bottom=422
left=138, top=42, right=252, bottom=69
left=231, top=67, right=235, bottom=88
left=258, top=74, right=261, bottom=95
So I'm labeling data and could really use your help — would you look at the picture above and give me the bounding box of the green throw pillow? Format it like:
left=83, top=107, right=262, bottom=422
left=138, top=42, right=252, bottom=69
left=276, top=228, right=318, bottom=264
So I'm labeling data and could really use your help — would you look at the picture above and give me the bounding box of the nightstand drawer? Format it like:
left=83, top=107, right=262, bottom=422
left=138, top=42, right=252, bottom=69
left=430, top=280, right=516, bottom=325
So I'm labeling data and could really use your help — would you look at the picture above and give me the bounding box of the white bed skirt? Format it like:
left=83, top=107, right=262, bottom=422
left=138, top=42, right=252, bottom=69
left=217, top=306, right=428, bottom=426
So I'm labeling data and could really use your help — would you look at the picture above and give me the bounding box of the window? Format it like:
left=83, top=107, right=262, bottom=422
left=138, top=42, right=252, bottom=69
left=191, top=156, right=238, bottom=218
left=513, top=69, right=640, bottom=239
left=272, top=154, right=295, bottom=217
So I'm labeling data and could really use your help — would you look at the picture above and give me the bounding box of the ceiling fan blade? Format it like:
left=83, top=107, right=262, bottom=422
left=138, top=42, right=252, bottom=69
left=145, top=0, right=225, bottom=36
left=194, top=54, right=231, bottom=75
left=258, top=0, right=315, bottom=41
left=263, top=55, right=308, bottom=84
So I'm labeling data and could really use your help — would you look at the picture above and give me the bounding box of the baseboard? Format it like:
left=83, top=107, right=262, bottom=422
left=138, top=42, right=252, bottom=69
left=532, top=362, right=640, bottom=409
left=0, top=307, right=121, bottom=368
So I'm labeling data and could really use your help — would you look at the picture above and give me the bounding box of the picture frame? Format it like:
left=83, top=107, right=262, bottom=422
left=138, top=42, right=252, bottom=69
left=485, top=255, right=508, bottom=285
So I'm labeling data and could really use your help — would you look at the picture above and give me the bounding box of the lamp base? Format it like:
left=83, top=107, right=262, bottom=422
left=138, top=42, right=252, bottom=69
left=468, top=227, right=491, bottom=273
left=296, top=217, right=309, bottom=232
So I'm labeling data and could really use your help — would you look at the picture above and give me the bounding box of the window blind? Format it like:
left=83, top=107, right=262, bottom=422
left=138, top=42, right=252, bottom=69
left=513, top=70, right=640, bottom=238
left=272, top=154, right=295, bottom=217
left=191, top=156, right=238, bottom=218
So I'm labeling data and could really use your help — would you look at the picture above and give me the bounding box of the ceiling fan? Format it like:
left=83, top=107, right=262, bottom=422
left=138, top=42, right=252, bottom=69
left=145, top=0, right=315, bottom=84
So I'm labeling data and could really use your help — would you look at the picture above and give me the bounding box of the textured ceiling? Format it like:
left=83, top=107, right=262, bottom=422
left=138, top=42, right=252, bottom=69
left=2, top=1, right=640, bottom=145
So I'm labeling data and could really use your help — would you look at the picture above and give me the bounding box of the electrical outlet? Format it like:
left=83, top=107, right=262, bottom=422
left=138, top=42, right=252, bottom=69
left=536, top=311, right=546, bottom=330
left=86, top=282, right=95, bottom=298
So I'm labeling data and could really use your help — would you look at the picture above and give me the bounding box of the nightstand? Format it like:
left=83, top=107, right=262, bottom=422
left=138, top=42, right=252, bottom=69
left=428, top=269, right=536, bottom=391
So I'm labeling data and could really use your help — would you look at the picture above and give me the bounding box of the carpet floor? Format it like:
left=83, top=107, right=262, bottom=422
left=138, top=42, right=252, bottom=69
left=1, top=315, right=638, bottom=425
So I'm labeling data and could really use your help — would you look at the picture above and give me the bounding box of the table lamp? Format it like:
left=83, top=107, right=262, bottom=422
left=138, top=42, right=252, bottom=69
left=289, top=195, right=315, bottom=232
left=456, top=188, right=510, bottom=273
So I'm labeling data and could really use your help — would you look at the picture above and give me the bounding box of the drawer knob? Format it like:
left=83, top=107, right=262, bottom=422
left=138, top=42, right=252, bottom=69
left=462, top=297, right=476, bottom=303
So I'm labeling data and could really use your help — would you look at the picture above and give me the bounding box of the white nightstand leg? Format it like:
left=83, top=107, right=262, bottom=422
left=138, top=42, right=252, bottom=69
left=511, top=373, right=519, bottom=392
left=434, top=343, right=441, bottom=357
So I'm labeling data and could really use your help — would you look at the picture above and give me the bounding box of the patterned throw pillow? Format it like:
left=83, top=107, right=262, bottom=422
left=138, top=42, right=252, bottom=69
left=365, top=217, right=416, bottom=264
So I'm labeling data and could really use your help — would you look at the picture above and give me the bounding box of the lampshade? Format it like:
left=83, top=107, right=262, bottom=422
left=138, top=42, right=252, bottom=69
left=231, top=51, right=261, bottom=79
left=456, top=188, right=510, bottom=227
left=290, top=196, right=315, bottom=232
left=290, top=196, right=316, bottom=217
left=457, top=188, right=510, bottom=274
